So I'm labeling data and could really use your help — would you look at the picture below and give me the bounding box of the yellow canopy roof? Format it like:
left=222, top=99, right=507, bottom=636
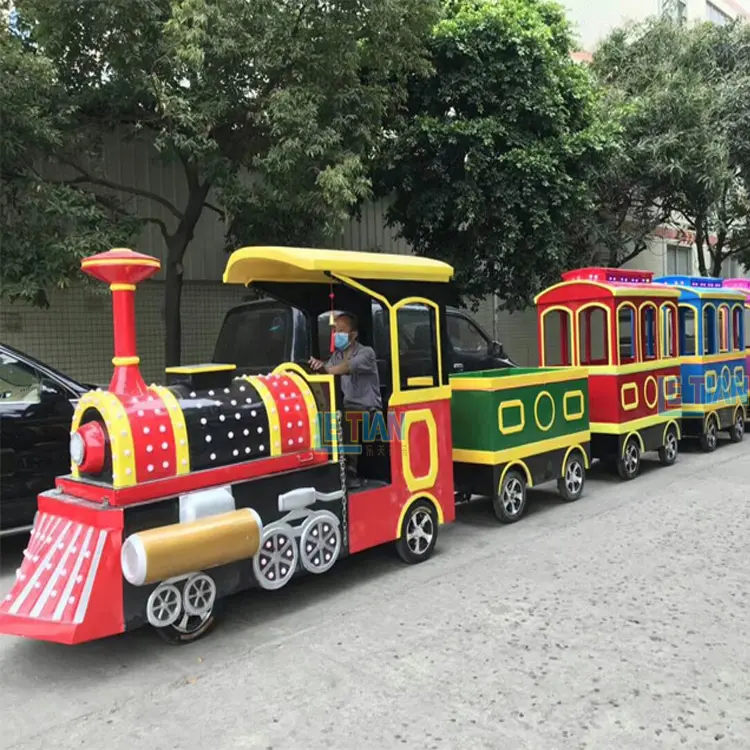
left=223, top=246, right=454, bottom=285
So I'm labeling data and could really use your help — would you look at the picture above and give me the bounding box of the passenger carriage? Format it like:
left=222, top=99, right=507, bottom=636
left=653, top=276, right=747, bottom=448
left=535, top=268, right=683, bottom=480
left=722, top=278, right=750, bottom=414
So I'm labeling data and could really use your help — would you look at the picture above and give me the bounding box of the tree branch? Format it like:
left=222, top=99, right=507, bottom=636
left=204, top=201, right=225, bottom=219
left=60, top=162, right=183, bottom=220
left=142, top=216, right=172, bottom=243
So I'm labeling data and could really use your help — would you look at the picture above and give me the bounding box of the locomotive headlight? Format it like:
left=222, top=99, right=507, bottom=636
left=70, top=432, right=86, bottom=466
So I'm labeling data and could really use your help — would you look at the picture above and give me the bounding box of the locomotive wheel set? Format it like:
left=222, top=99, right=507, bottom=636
left=0, top=247, right=747, bottom=646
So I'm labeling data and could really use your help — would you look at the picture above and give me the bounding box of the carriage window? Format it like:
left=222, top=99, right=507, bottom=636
left=617, top=305, right=636, bottom=364
left=679, top=306, right=696, bottom=356
left=542, top=309, right=572, bottom=366
left=577, top=306, right=609, bottom=366
left=640, top=305, right=658, bottom=360
left=703, top=306, right=717, bottom=355
left=718, top=305, right=729, bottom=352
left=744, top=307, right=750, bottom=350
left=732, top=306, right=742, bottom=351
left=397, top=303, right=439, bottom=389
left=661, top=304, right=677, bottom=358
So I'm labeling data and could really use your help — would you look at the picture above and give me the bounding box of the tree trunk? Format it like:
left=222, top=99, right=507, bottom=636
left=710, top=248, right=725, bottom=277
left=695, top=219, right=708, bottom=276
left=164, top=249, right=184, bottom=368
left=162, top=177, right=212, bottom=368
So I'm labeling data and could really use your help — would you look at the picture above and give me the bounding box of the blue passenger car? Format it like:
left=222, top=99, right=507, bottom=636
left=653, top=276, right=747, bottom=450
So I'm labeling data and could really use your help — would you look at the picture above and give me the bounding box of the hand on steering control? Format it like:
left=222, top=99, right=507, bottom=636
left=308, top=356, right=324, bottom=372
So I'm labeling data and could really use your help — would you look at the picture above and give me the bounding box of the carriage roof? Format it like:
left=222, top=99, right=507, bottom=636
left=534, top=267, right=681, bottom=306
left=223, top=246, right=454, bottom=286
left=653, top=275, right=747, bottom=302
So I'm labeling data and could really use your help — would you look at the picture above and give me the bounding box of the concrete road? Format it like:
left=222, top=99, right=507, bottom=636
left=1, top=440, right=749, bottom=750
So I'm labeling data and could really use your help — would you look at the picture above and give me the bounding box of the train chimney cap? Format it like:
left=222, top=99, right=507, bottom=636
left=81, top=248, right=161, bottom=285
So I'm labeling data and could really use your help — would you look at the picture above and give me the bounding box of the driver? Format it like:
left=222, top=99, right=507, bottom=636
left=308, top=312, right=382, bottom=488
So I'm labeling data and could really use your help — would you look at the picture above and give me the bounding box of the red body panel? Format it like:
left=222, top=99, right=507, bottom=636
left=0, top=495, right=124, bottom=644
left=56, top=449, right=330, bottom=506
left=347, top=398, right=455, bottom=555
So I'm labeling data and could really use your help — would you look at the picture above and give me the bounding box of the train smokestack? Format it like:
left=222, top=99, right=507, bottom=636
left=80, top=248, right=161, bottom=396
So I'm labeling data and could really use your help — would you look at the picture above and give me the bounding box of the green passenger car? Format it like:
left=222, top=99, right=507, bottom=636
left=450, top=367, right=591, bottom=523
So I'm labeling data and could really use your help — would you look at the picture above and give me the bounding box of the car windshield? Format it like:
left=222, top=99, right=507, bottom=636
left=213, top=303, right=294, bottom=370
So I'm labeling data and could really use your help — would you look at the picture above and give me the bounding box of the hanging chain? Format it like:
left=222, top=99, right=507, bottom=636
left=335, top=409, right=348, bottom=549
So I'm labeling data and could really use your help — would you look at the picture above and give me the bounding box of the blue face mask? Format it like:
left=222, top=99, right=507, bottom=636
left=333, top=332, right=349, bottom=351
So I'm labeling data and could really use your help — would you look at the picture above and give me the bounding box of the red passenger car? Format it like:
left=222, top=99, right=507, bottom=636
left=535, top=268, right=683, bottom=479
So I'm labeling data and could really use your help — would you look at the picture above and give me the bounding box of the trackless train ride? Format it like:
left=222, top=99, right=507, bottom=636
left=0, top=247, right=747, bottom=645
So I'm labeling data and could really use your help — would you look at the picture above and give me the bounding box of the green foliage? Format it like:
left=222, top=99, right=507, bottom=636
left=0, top=25, right=137, bottom=306
left=376, top=0, right=615, bottom=310
left=8, top=0, right=440, bottom=363
left=591, top=17, right=750, bottom=276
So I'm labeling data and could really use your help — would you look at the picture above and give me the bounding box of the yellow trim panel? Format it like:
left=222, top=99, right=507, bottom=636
left=452, top=430, right=591, bottom=466
left=151, top=385, right=191, bottom=474
left=498, top=400, right=525, bottom=435
left=401, top=410, right=439, bottom=493
left=451, top=367, right=589, bottom=391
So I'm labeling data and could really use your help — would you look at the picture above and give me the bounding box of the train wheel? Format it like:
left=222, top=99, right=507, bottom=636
left=253, top=524, right=298, bottom=590
left=699, top=415, right=719, bottom=452
left=557, top=451, right=585, bottom=502
left=493, top=470, right=527, bottom=523
left=299, top=511, right=341, bottom=574
left=151, top=574, right=223, bottom=646
left=729, top=408, right=745, bottom=443
left=658, top=426, right=679, bottom=466
left=617, top=437, right=641, bottom=481
left=395, top=499, right=438, bottom=564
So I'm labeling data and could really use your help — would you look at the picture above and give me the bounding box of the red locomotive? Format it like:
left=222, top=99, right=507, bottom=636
left=0, top=247, right=456, bottom=644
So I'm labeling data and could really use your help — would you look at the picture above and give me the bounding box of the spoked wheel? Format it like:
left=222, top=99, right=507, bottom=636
left=729, top=408, right=745, bottom=443
left=395, top=499, right=438, bottom=564
left=150, top=574, right=223, bottom=645
left=493, top=469, right=527, bottom=523
left=617, top=437, right=641, bottom=481
left=700, top=415, right=719, bottom=452
left=253, top=524, right=298, bottom=590
left=557, top=451, right=585, bottom=502
left=658, top=426, right=679, bottom=467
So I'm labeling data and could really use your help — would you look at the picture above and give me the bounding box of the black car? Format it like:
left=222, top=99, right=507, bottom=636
left=0, top=343, right=90, bottom=535
left=213, top=298, right=517, bottom=381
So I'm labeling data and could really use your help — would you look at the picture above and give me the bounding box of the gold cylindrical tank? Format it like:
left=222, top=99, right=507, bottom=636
left=121, top=508, right=263, bottom=586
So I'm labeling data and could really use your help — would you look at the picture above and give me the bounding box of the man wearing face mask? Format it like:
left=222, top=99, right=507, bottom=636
left=308, top=312, right=382, bottom=488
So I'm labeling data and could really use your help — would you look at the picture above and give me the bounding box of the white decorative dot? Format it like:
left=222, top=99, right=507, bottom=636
left=180, top=439, right=186, bottom=446
left=273, top=424, right=279, bottom=431
left=220, top=415, right=226, bottom=422
left=287, top=422, right=292, bottom=428
left=228, top=431, right=234, bottom=439
left=298, top=437, right=304, bottom=443
left=243, top=428, right=250, bottom=436
left=162, top=461, right=169, bottom=469
left=231, top=399, right=237, bottom=406
left=76, top=575, right=83, bottom=583
left=34, top=582, right=41, bottom=589
left=206, top=435, right=212, bottom=442
left=283, top=380, right=289, bottom=386
left=51, top=590, right=57, bottom=598
left=161, top=442, right=168, bottom=450
left=155, top=408, right=162, bottom=415
left=288, top=439, right=294, bottom=446
left=124, top=449, right=131, bottom=457
left=297, top=420, right=303, bottom=427
left=240, top=386, right=246, bottom=392
left=284, top=405, right=290, bottom=412
left=148, top=395, right=154, bottom=401
left=245, top=447, right=251, bottom=454
left=147, top=464, right=154, bottom=472
left=224, top=388, right=230, bottom=394
left=159, top=425, right=166, bottom=433
left=122, top=430, right=127, bottom=437
left=182, top=459, right=188, bottom=466
left=295, top=405, right=301, bottom=411
left=272, top=381, right=278, bottom=387
left=68, top=596, right=75, bottom=604
left=147, top=445, right=154, bottom=453
left=251, top=409, right=257, bottom=417
left=257, top=426, right=263, bottom=434
left=143, top=427, right=150, bottom=435
left=209, top=390, right=215, bottom=396
left=246, top=398, right=253, bottom=404
left=210, top=453, right=217, bottom=460
left=280, top=394, right=286, bottom=400
left=201, top=417, right=207, bottom=425
left=137, top=410, right=145, bottom=417
left=259, top=444, right=265, bottom=451
left=126, top=468, right=132, bottom=475
left=233, top=449, right=239, bottom=456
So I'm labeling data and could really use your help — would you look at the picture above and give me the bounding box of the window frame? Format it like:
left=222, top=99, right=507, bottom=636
left=616, top=301, right=638, bottom=365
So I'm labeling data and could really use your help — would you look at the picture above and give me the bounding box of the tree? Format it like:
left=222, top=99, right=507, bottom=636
left=0, top=23, right=138, bottom=307
left=10, top=0, right=440, bottom=364
left=591, top=17, right=750, bottom=277
left=375, top=0, right=615, bottom=311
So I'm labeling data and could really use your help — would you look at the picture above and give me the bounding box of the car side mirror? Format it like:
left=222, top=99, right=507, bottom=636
left=490, top=340, right=505, bottom=358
